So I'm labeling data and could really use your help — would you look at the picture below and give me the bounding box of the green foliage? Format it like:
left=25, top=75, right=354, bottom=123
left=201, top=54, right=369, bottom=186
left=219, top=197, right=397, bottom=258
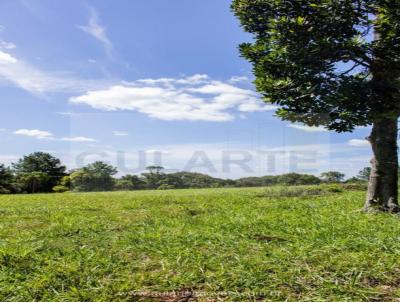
left=236, top=173, right=321, bottom=187
left=119, top=174, right=145, bottom=190
left=357, top=167, right=371, bottom=181
left=52, top=185, right=69, bottom=193
left=114, top=179, right=134, bottom=191
left=70, top=162, right=117, bottom=192
left=261, top=183, right=344, bottom=198
left=320, top=171, right=346, bottom=183
left=17, top=172, right=50, bottom=194
left=59, top=175, right=71, bottom=189
left=278, top=173, right=321, bottom=185
left=342, top=182, right=368, bottom=191
left=1, top=187, right=400, bottom=300
left=157, top=184, right=176, bottom=190
left=236, top=175, right=277, bottom=187
left=171, top=172, right=229, bottom=188
left=142, top=166, right=166, bottom=189
left=12, top=152, right=66, bottom=193
left=0, top=156, right=367, bottom=194
left=0, top=164, right=15, bottom=194
left=232, top=0, right=400, bottom=131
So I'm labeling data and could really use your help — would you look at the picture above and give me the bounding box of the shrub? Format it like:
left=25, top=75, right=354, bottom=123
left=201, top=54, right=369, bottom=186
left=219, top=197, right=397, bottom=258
left=53, top=185, right=69, bottom=193
left=0, top=188, right=11, bottom=194
left=157, top=184, right=175, bottom=190
left=319, top=184, right=344, bottom=193
left=342, top=183, right=367, bottom=191
left=260, top=184, right=345, bottom=198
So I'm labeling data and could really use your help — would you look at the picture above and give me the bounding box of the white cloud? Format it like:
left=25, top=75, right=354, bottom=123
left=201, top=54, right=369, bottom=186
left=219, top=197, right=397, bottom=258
left=14, top=129, right=53, bottom=140
left=13, top=129, right=96, bottom=143
left=61, top=136, right=97, bottom=142
left=0, top=50, right=17, bottom=64
left=70, top=75, right=276, bottom=122
left=0, top=128, right=6, bottom=132
left=0, top=40, right=16, bottom=50
left=176, top=74, right=209, bottom=85
left=113, top=131, right=129, bottom=136
left=78, top=7, right=113, bottom=58
left=288, top=124, right=328, bottom=132
left=229, top=76, right=249, bottom=83
left=348, top=139, right=370, bottom=147
left=0, top=49, right=111, bottom=94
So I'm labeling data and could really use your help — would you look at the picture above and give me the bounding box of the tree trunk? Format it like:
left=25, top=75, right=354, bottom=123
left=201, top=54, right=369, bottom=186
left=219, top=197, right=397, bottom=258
left=364, top=117, right=399, bottom=213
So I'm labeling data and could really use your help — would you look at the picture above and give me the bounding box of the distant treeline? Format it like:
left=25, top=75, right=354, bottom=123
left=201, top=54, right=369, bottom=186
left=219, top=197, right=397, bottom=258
left=0, top=152, right=370, bottom=194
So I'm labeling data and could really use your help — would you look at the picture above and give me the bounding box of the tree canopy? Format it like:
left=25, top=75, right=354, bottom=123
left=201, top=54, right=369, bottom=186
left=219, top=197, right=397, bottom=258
left=232, top=0, right=400, bottom=132
left=12, top=152, right=66, bottom=193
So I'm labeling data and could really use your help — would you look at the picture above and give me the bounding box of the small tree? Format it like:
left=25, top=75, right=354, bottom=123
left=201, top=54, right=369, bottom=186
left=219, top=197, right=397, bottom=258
left=357, top=167, right=372, bottom=181
left=142, top=166, right=165, bottom=189
left=232, top=0, right=400, bottom=212
left=320, top=171, right=345, bottom=183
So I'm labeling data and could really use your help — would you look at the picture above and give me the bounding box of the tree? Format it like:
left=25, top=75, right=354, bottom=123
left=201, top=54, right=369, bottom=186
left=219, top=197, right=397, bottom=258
left=70, top=161, right=117, bottom=192
left=357, top=167, right=372, bottom=181
left=171, top=172, right=228, bottom=188
left=18, top=172, right=50, bottom=194
left=278, top=173, right=321, bottom=186
left=320, top=171, right=345, bottom=183
left=12, top=152, right=66, bottom=193
left=232, top=1, right=400, bottom=212
left=115, top=175, right=145, bottom=191
left=0, top=164, right=15, bottom=194
left=142, top=166, right=165, bottom=189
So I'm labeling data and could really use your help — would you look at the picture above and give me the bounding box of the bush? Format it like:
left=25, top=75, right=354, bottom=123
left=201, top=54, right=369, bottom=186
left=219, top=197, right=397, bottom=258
left=0, top=188, right=11, bottom=194
left=53, top=185, right=69, bottom=193
left=260, top=184, right=345, bottom=198
left=157, top=184, right=175, bottom=190
left=319, top=183, right=344, bottom=193
left=342, top=183, right=367, bottom=191
left=261, top=186, right=324, bottom=198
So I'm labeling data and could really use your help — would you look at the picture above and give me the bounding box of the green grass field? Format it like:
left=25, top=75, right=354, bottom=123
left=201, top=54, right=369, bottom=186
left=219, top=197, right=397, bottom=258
left=1, top=186, right=400, bottom=301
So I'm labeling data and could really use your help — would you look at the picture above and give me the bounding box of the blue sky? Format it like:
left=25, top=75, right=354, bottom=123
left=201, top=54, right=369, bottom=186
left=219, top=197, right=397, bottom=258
left=0, top=0, right=372, bottom=178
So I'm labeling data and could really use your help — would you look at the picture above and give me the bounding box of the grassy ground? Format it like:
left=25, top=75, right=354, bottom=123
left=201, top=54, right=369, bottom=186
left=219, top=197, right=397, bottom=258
left=1, top=186, right=400, bottom=301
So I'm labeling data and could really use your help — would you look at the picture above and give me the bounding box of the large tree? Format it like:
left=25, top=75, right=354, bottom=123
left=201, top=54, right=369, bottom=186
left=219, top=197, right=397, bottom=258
left=232, top=0, right=400, bottom=212
left=13, top=152, right=66, bottom=193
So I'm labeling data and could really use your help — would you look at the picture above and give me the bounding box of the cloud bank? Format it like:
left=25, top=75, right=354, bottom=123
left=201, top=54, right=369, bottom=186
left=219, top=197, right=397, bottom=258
left=70, top=74, right=277, bottom=122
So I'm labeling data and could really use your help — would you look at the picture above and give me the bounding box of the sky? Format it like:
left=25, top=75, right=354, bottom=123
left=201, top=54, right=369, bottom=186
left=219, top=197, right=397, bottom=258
left=0, top=0, right=373, bottom=178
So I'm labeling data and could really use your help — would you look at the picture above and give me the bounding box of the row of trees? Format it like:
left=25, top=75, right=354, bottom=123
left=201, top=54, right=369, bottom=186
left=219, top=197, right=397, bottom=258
left=0, top=152, right=370, bottom=194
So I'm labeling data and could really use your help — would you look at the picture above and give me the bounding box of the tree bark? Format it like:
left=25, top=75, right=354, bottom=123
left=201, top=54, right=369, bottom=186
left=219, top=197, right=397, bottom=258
left=364, top=117, right=399, bottom=213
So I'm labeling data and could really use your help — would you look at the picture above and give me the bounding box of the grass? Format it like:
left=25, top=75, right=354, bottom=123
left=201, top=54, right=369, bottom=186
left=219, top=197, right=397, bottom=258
left=1, top=186, right=400, bottom=301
